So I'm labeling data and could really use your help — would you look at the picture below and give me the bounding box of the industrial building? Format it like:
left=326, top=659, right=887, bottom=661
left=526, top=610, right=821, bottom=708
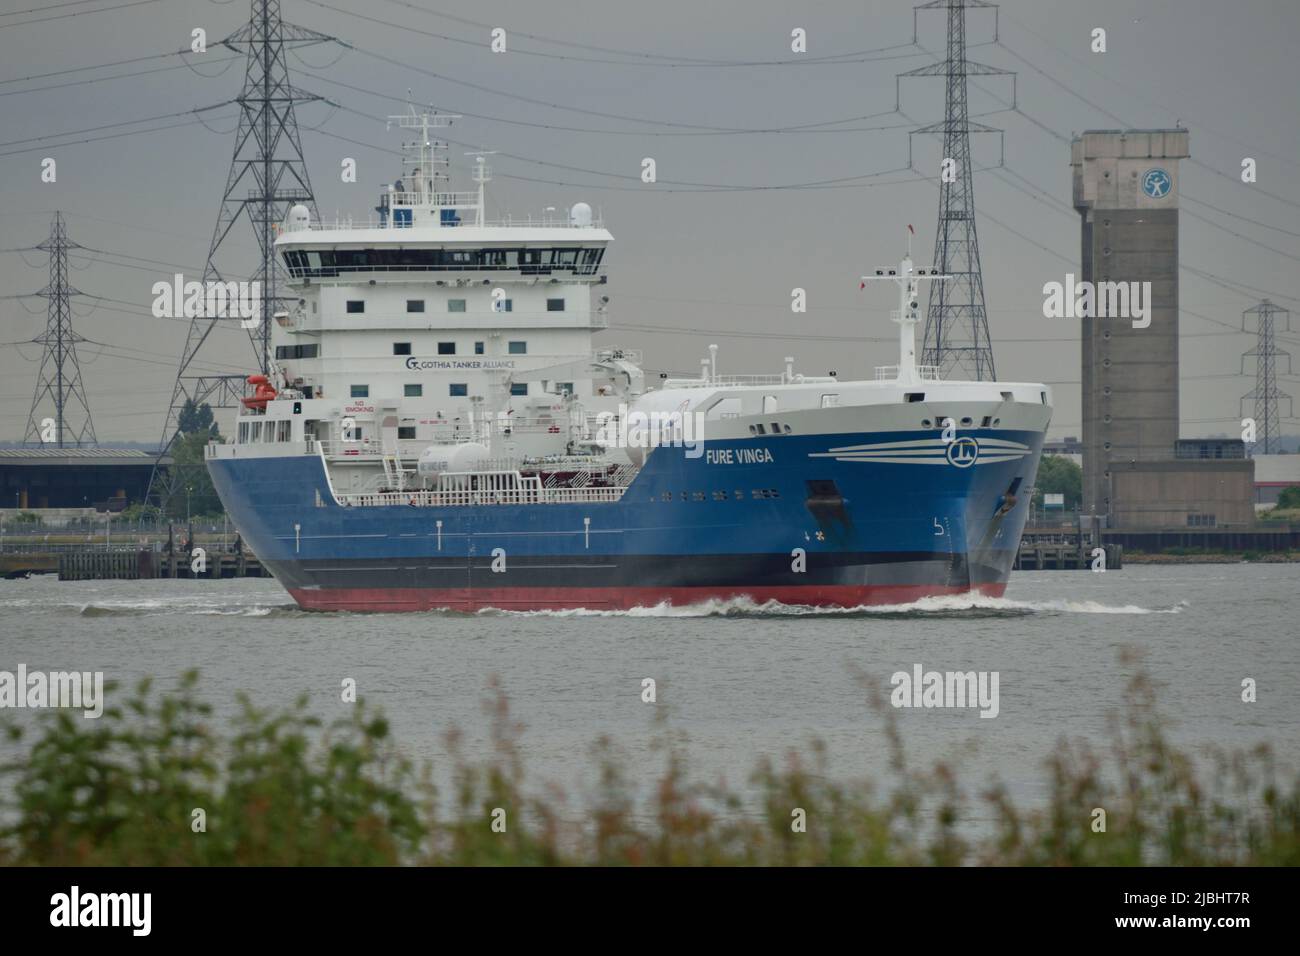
left=0, top=448, right=166, bottom=511
left=1071, top=129, right=1255, bottom=529
left=1252, top=454, right=1300, bottom=507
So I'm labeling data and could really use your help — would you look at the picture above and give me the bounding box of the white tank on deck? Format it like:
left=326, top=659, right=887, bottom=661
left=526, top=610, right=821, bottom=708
left=417, top=442, right=491, bottom=477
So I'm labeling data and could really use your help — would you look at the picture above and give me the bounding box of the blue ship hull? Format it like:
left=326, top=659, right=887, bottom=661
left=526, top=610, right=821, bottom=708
left=207, top=428, right=1043, bottom=611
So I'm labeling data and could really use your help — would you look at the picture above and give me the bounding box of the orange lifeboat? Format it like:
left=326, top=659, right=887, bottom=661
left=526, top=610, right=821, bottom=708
left=241, top=375, right=277, bottom=411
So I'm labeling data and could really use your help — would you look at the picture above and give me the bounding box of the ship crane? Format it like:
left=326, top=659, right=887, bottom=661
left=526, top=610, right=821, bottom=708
left=861, top=228, right=952, bottom=386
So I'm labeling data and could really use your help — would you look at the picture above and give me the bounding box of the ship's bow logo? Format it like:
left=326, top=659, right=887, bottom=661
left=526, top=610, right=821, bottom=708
left=945, top=437, right=979, bottom=468
left=810, top=435, right=1027, bottom=467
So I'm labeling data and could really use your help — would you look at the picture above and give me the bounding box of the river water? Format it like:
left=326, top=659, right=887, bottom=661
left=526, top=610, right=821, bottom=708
left=1, top=564, right=1297, bottom=812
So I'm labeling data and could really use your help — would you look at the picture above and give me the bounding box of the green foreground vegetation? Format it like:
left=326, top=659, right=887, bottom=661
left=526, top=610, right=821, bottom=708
left=1, top=665, right=1296, bottom=866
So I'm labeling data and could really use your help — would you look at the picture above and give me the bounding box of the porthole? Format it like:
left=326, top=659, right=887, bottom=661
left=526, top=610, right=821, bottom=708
left=1103, top=247, right=1112, bottom=256
left=1103, top=386, right=1111, bottom=395
left=1103, top=358, right=1111, bottom=368
left=1103, top=218, right=1111, bottom=227
left=960, top=416, right=973, bottom=426
left=992, top=418, right=1001, bottom=426
left=1104, top=441, right=1112, bottom=451
left=921, top=419, right=932, bottom=427
left=1104, top=470, right=1111, bottom=479
left=748, top=425, right=757, bottom=435
left=1103, top=330, right=1111, bottom=340
left=782, top=424, right=792, bottom=434
left=1104, top=414, right=1112, bottom=424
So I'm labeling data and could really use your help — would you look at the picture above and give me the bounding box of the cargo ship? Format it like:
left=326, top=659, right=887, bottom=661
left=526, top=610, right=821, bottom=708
left=205, top=108, right=1052, bottom=612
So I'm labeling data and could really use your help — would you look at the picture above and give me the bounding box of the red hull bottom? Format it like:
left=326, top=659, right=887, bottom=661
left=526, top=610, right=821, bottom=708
left=287, top=582, right=1009, bottom=613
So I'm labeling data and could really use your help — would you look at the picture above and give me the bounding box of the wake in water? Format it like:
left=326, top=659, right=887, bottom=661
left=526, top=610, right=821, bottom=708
left=0, top=580, right=1187, bottom=619
left=476, top=593, right=1190, bottom=620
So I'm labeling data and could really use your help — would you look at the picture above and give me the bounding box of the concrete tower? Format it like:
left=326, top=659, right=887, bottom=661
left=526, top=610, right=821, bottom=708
left=1071, top=129, right=1190, bottom=519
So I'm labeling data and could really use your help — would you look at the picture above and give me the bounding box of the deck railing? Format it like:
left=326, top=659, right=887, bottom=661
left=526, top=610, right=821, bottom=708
left=336, top=484, right=626, bottom=508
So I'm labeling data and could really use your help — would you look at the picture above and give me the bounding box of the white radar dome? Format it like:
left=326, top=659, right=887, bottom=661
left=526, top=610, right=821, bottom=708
left=569, top=202, right=593, bottom=227
left=285, top=204, right=311, bottom=232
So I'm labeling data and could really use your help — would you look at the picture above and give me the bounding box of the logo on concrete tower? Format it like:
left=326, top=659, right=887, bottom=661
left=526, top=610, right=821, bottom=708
left=1141, top=168, right=1172, bottom=199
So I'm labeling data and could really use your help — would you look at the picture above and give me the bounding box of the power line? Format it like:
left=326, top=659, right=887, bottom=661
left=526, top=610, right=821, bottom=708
left=0, top=55, right=242, bottom=99
left=0, top=102, right=234, bottom=150
left=0, top=48, right=174, bottom=84
left=0, top=110, right=241, bottom=158
left=0, top=0, right=162, bottom=30
left=999, top=13, right=1300, bottom=177
left=314, top=0, right=929, bottom=68
left=347, top=44, right=906, bottom=134
left=301, top=68, right=920, bottom=137
left=310, top=112, right=924, bottom=192
left=1181, top=194, right=1300, bottom=240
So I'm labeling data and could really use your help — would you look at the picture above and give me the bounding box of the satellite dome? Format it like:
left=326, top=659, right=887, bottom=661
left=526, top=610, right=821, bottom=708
left=285, top=204, right=311, bottom=232
left=569, top=202, right=593, bottom=227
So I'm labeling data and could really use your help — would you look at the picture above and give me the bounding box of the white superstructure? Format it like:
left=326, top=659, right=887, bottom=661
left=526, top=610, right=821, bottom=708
left=216, top=109, right=1051, bottom=504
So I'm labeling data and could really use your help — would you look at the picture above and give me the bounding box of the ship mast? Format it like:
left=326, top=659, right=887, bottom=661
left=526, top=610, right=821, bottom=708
left=861, top=228, right=952, bottom=385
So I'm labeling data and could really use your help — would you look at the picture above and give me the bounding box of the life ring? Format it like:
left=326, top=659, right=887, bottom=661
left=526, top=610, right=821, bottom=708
left=241, top=375, right=278, bottom=410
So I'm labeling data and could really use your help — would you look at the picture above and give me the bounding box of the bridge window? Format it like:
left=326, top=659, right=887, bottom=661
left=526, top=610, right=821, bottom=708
left=404, top=384, right=422, bottom=397
left=438, top=342, right=456, bottom=355
left=346, top=300, right=364, bottom=314
left=281, top=246, right=607, bottom=278
left=546, top=298, right=565, bottom=312
left=448, top=299, right=466, bottom=313
left=274, top=344, right=318, bottom=359
left=393, top=342, right=411, bottom=355
left=510, top=383, right=528, bottom=396
left=449, top=383, right=468, bottom=397
left=350, top=385, right=369, bottom=398
left=475, top=341, right=485, bottom=355
left=493, top=298, right=513, bottom=312
left=398, top=426, right=416, bottom=440
left=407, top=299, right=425, bottom=313
left=508, top=341, right=527, bottom=355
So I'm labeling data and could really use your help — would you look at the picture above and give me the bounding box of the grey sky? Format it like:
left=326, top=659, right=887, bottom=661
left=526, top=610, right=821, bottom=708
left=2, top=0, right=1298, bottom=443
